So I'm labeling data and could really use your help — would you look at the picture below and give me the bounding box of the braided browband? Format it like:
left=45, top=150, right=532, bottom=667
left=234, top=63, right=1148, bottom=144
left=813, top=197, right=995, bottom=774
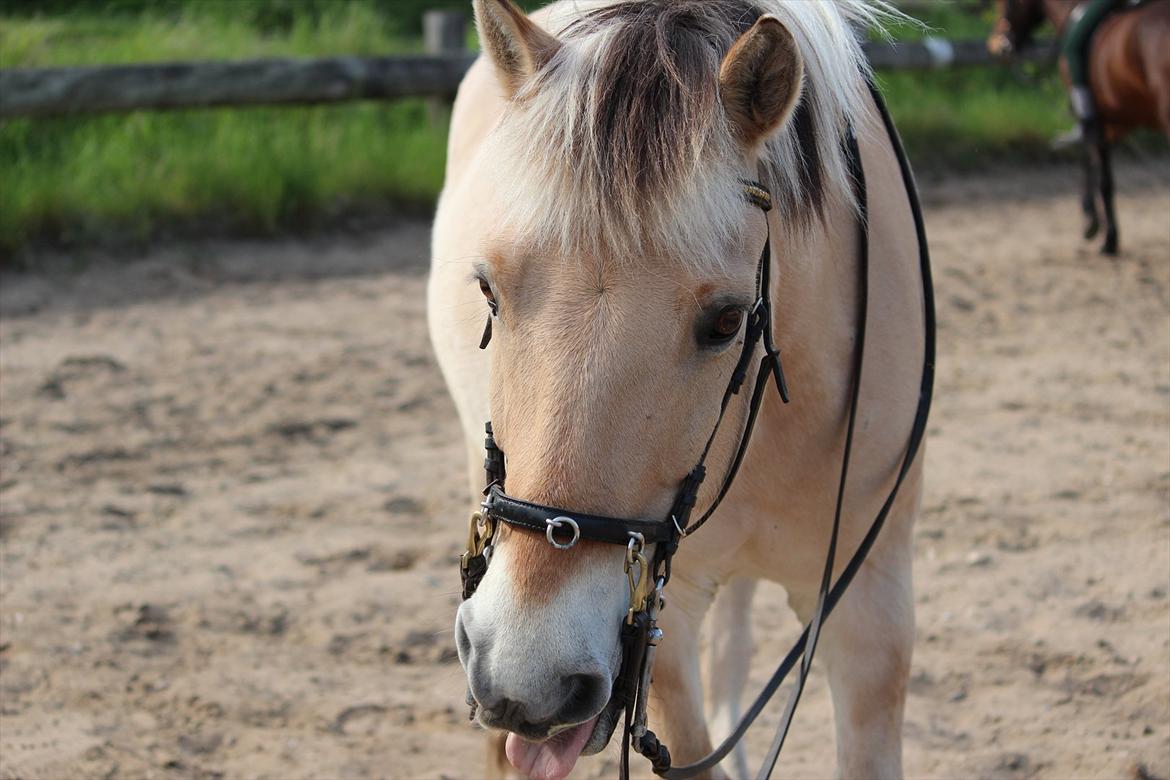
left=740, top=179, right=773, bottom=212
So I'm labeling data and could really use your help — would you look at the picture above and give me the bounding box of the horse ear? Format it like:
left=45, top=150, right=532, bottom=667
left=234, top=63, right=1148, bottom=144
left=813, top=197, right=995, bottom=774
left=473, top=0, right=562, bottom=98
left=718, top=15, right=805, bottom=149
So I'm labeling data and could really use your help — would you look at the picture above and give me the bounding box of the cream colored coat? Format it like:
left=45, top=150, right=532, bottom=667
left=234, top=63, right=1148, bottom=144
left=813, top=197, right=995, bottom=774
left=428, top=2, right=927, bottom=778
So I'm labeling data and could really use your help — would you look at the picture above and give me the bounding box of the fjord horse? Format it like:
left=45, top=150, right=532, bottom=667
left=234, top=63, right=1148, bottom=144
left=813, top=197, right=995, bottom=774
left=989, top=0, right=1170, bottom=254
left=429, top=1, right=926, bottom=777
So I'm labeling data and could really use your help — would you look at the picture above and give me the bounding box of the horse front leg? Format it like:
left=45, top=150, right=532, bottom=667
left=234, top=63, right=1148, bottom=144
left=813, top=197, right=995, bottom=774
left=1081, top=136, right=1101, bottom=240
left=648, top=575, right=723, bottom=779
left=1096, top=136, right=1119, bottom=255
left=809, top=484, right=919, bottom=780
left=705, top=577, right=758, bottom=780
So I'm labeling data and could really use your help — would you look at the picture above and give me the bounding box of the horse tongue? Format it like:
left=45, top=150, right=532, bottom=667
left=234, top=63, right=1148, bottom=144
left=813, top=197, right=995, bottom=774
left=504, top=717, right=597, bottom=780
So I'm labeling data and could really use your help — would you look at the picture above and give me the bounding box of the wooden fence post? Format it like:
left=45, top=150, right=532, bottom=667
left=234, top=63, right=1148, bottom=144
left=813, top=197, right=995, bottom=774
left=424, top=10, right=467, bottom=125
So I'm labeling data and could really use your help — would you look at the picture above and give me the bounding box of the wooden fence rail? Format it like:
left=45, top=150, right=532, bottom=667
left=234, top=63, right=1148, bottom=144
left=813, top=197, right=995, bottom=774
left=0, top=37, right=1054, bottom=120
left=0, top=55, right=480, bottom=119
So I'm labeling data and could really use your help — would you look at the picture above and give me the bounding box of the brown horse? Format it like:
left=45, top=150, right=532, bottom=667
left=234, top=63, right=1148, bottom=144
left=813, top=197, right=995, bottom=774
left=989, top=0, right=1170, bottom=255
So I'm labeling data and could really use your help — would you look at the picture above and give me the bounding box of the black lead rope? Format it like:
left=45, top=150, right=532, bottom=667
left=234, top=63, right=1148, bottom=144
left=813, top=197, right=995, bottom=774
left=652, top=78, right=936, bottom=780
left=753, top=125, right=867, bottom=780
left=654, top=129, right=864, bottom=780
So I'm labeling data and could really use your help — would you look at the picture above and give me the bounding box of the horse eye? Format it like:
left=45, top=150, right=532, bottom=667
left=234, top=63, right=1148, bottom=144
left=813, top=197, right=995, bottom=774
left=478, top=277, right=498, bottom=314
left=704, top=306, right=744, bottom=344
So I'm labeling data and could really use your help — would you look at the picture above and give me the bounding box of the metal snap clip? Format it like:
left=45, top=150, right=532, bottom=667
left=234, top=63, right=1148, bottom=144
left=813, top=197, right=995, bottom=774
left=461, top=510, right=494, bottom=573
left=545, top=516, right=580, bottom=549
left=624, top=532, right=651, bottom=624
left=626, top=531, right=645, bottom=557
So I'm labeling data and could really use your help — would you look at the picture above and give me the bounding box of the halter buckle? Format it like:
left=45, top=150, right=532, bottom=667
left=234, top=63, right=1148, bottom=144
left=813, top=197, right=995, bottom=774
left=741, top=180, right=773, bottom=212
left=749, top=296, right=768, bottom=328
left=460, top=510, right=494, bottom=573
left=545, top=516, right=580, bottom=550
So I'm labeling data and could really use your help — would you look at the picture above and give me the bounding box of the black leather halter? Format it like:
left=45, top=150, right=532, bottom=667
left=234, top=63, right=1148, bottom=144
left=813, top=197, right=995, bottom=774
left=457, top=79, right=936, bottom=779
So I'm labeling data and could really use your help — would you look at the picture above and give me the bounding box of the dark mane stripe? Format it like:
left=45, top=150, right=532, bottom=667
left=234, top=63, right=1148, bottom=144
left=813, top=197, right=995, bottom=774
left=785, top=96, right=824, bottom=218
left=496, top=0, right=888, bottom=264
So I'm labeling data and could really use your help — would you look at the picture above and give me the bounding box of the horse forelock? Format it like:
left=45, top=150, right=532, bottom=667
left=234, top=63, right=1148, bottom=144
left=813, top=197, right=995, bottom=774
left=485, top=0, right=897, bottom=270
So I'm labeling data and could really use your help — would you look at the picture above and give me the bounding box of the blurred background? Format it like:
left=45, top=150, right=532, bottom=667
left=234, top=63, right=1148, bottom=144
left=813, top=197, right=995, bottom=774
left=1, top=0, right=1164, bottom=258
left=0, top=2, right=1167, bottom=780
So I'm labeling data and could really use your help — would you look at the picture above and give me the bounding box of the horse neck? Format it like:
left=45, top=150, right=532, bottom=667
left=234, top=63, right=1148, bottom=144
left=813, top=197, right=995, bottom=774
left=1042, top=0, right=1080, bottom=33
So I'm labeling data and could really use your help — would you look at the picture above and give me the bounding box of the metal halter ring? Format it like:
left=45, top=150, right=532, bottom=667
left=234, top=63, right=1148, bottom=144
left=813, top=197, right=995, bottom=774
left=545, top=516, right=580, bottom=550
left=626, top=531, right=645, bottom=558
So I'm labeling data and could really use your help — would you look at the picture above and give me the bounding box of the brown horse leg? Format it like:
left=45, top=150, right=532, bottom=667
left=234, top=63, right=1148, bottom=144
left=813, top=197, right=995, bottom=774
left=1161, top=87, right=1170, bottom=140
left=1096, top=137, right=1119, bottom=255
left=1081, top=138, right=1101, bottom=241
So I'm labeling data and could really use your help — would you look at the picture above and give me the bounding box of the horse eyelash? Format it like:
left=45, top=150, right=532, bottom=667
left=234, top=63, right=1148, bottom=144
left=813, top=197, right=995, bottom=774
left=472, top=272, right=499, bottom=316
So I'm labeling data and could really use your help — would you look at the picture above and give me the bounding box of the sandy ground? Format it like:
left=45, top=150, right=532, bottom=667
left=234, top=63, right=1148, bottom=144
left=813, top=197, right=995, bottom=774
left=1, top=159, right=1168, bottom=780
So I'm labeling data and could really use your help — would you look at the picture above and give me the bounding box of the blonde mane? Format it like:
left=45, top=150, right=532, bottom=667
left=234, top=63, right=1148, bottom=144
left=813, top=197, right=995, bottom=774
left=486, top=0, right=898, bottom=269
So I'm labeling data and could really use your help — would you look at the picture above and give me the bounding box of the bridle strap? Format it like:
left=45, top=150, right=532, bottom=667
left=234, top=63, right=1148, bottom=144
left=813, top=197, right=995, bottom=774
left=653, top=76, right=935, bottom=780
left=648, top=128, right=865, bottom=779
left=486, top=486, right=676, bottom=545
left=676, top=187, right=791, bottom=541
left=670, top=224, right=787, bottom=544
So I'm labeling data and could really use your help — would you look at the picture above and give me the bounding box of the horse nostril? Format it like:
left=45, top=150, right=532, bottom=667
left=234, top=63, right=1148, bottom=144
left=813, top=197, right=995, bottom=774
left=491, top=696, right=530, bottom=728
left=557, top=671, right=607, bottom=723
left=455, top=612, right=472, bottom=662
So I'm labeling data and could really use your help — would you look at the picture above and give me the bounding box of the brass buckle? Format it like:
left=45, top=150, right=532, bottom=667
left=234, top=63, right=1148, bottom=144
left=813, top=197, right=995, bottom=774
left=460, top=510, right=494, bottom=573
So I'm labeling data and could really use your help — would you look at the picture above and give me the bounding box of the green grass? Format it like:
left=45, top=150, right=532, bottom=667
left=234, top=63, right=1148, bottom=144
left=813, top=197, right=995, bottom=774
left=0, top=2, right=1162, bottom=258
left=0, top=3, right=423, bottom=66
left=0, top=3, right=449, bottom=257
left=879, top=65, right=1074, bottom=170
left=874, top=1, right=1073, bottom=167
left=880, top=1, right=1001, bottom=41
left=0, top=104, right=446, bottom=254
